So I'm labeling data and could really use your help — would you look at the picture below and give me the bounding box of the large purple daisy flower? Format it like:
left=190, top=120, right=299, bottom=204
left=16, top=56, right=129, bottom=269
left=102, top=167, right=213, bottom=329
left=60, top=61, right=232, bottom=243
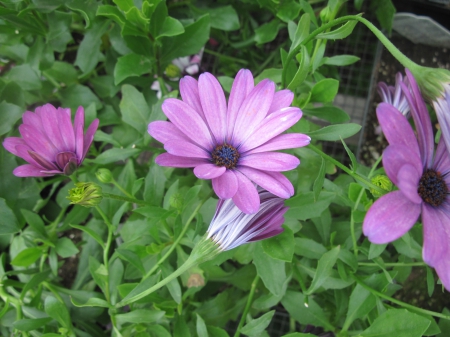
left=3, top=104, right=99, bottom=177
left=363, top=69, right=450, bottom=290
left=148, top=69, right=310, bottom=214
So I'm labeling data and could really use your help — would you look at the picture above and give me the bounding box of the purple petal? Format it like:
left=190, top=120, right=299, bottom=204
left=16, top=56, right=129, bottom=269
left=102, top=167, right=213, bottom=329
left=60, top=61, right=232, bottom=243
left=155, top=153, right=207, bottom=167
left=396, top=164, right=422, bottom=204
left=422, top=204, right=450, bottom=268
left=58, top=107, right=76, bottom=152
left=148, top=121, right=190, bottom=144
left=63, top=157, right=78, bottom=175
left=238, top=166, right=293, bottom=198
left=164, top=139, right=210, bottom=159
left=435, top=258, right=450, bottom=292
left=19, top=124, right=57, bottom=162
left=180, top=76, right=205, bottom=121
left=245, top=134, right=311, bottom=155
left=249, top=216, right=285, bottom=242
left=239, top=152, right=300, bottom=172
left=433, top=137, right=450, bottom=180
left=40, top=104, right=66, bottom=151
left=212, top=170, right=239, bottom=199
left=227, top=69, right=254, bottom=143
left=239, top=107, right=303, bottom=152
left=382, top=144, right=422, bottom=185
left=13, top=164, right=55, bottom=177
left=3, top=137, right=27, bottom=157
left=231, top=79, right=275, bottom=146
left=56, top=151, right=77, bottom=171
left=232, top=171, right=260, bottom=214
left=82, top=118, right=99, bottom=162
left=74, top=106, right=85, bottom=161
left=433, top=90, right=450, bottom=160
left=28, top=150, right=59, bottom=170
left=267, top=90, right=294, bottom=114
left=363, top=191, right=420, bottom=244
left=162, top=98, right=214, bottom=151
left=376, top=103, right=420, bottom=157
left=22, top=111, right=45, bottom=134
left=193, top=164, right=226, bottom=180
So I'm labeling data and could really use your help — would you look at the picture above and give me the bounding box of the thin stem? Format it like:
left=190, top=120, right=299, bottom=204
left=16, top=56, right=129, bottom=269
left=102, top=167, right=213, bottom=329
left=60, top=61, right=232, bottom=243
left=204, top=49, right=249, bottom=65
left=111, top=180, right=134, bottom=199
left=351, top=274, right=450, bottom=321
left=359, top=262, right=426, bottom=267
left=103, top=192, right=151, bottom=206
left=95, top=207, right=114, bottom=274
left=157, top=76, right=169, bottom=97
left=234, top=275, right=260, bottom=337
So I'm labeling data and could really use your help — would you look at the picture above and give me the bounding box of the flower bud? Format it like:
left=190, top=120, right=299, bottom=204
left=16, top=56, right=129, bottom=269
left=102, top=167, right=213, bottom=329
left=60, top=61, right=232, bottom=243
left=67, top=182, right=103, bottom=207
left=165, top=64, right=181, bottom=79
left=370, top=175, right=393, bottom=198
left=411, top=66, right=450, bottom=101
left=169, top=192, right=183, bottom=211
left=187, top=273, right=205, bottom=288
left=96, top=168, right=113, bottom=183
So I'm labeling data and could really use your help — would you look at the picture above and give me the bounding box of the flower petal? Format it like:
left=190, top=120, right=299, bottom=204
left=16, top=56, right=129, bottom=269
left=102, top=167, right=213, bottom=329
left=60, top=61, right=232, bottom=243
left=19, top=124, right=57, bottom=162
left=199, top=73, right=227, bottom=143
left=22, top=111, right=45, bottom=134
left=212, top=170, right=239, bottom=199
left=3, top=137, right=27, bottom=157
left=40, top=104, right=67, bottom=151
left=74, top=106, right=85, bottom=161
left=164, top=139, right=210, bottom=159
left=238, top=166, right=293, bottom=198
left=239, top=107, right=302, bottom=152
left=363, top=191, right=420, bottom=244
left=232, top=171, right=260, bottom=214
left=58, top=107, right=76, bottom=152
left=148, top=121, right=190, bottom=144
left=433, top=124, right=450, bottom=177
left=382, top=144, right=422, bottom=185
left=162, top=98, right=214, bottom=151
left=180, top=76, right=205, bottom=121
left=82, top=118, right=99, bottom=162
left=435, top=258, right=450, bottom=292
left=155, top=153, right=206, bottom=167
left=422, top=203, right=450, bottom=268
left=268, top=89, right=294, bottom=114
left=13, top=164, right=55, bottom=177
left=245, top=133, right=311, bottom=154
left=396, top=164, right=422, bottom=204
left=194, top=164, right=226, bottom=180
left=231, top=79, right=275, bottom=146
left=227, top=69, right=254, bottom=142
left=239, top=152, right=300, bottom=172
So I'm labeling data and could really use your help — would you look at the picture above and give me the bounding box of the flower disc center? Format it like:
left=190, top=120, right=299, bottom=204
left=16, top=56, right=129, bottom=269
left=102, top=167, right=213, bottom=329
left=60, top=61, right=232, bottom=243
left=418, top=169, right=448, bottom=207
left=212, top=144, right=239, bottom=169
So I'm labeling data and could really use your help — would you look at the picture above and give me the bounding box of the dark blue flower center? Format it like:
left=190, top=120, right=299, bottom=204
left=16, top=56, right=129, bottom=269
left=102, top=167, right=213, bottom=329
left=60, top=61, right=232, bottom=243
left=418, top=169, right=448, bottom=207
left=212, top=144, right=239, bottom=169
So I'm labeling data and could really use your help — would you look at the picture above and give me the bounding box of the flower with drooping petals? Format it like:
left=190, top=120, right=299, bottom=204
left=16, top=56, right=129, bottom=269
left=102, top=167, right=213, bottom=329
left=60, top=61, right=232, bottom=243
left=363, top=69, right=450, bottom=291
left=3, top=104, right=99, bottom=177
left=207, top=188, right=288, bottom=251
left=148, top=69, right=310, bottom=213
left=377, top=72, right=411, bottom=116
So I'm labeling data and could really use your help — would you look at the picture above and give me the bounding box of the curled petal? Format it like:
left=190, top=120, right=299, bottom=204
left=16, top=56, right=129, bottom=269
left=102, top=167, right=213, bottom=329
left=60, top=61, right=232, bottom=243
left=382, top=144, right=422, bottom=185
left=232, top=171, right=260, bottom=214
left=396, top=164, right=422, bottom=204
left=212, top=170, right=239, bottom=199
left=193, top=164, right=226, bottom=180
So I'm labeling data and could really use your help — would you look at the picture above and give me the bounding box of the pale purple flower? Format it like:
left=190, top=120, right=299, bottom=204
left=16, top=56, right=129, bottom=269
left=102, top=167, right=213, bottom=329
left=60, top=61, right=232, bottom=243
left=433, top=82, right=450, bottom=153
left=207, top=189, right=288, bottom=250
left=377, top=72, right=411, bottom=116
left=171, top=48, right=203, bottom=76
left=3, top=104, right=99, bottom=177
left=363, top=69, right=450, bottom=291
left=148, top=69, right=310, bottom=214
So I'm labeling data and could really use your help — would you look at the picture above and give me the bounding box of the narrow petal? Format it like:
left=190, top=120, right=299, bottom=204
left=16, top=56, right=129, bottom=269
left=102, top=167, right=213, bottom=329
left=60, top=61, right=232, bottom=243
left=231, top=79, right=275, bottom=146
left=238, top=166, right=293, bottom=198
left=422, top=204, right=450, bottom=268
left=239, top=107, right=302, bottom=152
left=58, top=107, right=76, bottom=152
left=164, top=139, right=210, bottom=159
left=162, top=98, right=214, bottom=151
left=232, top=171, right=260, bottom=214
left=28, top=151, right=59, bottom=171
left=180, top=76, right=205, bottom=121
left=376, top=103, right=420, bottom=157
left=15, top=145, right=48, bottom=169
left=212, top=170, right=239, bottom=199
left=199, top=73, right=227, bottom=143
left=74, top=106, right=85, bottom=161
left=435, top=259, right=450, bottom=292
left=382, top=144, right=422, bottom=185
left=227, top=69, right=254, bottom=143
left=3, top=137, right=27, bottom=157
left=363, top=191, right=420, bottom=244
left=155, top=153, right=207, bottom=168
left=22, top=111, right=45, bottom=134
left=56, top=151, right=77, bottom=171
left=148, top=121, right=190, bottom=144
left=40, top=104, right=66, bottom=151
left=245, top=134, right=311, bottom=155
left=82, top=118, right=99, bottom=162
left=13, top=164, right=55, bottom=177
left=267, top=90, right=294, bottom=114
left=433, top=135, right=450, bottom=177
left=396, top=164, right=422, bottom=204
left=194, top=164, right=226, bottom=180
left=19, top=124, right=57, bottom=162
left=239, top=152, right=300, bottom=172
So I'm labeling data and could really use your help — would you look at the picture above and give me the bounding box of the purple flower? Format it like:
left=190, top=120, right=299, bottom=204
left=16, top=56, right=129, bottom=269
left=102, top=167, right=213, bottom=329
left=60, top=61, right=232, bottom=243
left=148, top=69, right=310, bottom=214
left=363, top=69, right=450, bottom=290
left=433, top=83, right=450, bottom=153
left=3, top=104, right=99, bottom=177
left=207, top=189, right=288, bottom=250
left=377, top=72, right=411, bottom=117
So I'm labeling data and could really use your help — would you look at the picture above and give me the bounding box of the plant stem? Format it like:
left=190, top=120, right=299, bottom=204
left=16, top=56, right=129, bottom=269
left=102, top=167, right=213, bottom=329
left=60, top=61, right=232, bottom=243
left=234, top=275, right=260, bottom=337
left=358, top=262, right=426, bottom=267
left=204, top=49, right=249, bottom=65
left=102, top=192, right=151, bottom=206
left=111, top=180, right=134, bottom=199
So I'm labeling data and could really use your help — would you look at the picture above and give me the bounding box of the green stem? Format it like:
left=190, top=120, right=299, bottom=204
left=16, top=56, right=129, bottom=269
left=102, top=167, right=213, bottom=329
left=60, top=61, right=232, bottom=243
left=351, top=274, right=450, bottom=320
left=350, top=186, right=365, bottom=257
left=359, top=262, right=426, bottom=267
left=308, top=144, right=386, bottom=195
left=102, top=192, right=151, bottom=206
left=204, top=49, right=249, bottom=65
left=111, top=180, right=134, bottom=199
left=157, top=76, right=169, bottom=96
left=234, top=275, right=260, bottom=337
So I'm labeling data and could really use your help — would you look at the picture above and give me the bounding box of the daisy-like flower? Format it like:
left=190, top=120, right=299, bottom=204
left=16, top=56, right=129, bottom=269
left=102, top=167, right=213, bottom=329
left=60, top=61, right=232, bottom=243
left=363, top=69, right=450, bottom=290
left=3, top=104, right=99, bottom=177
left=207, top=188, right=288, bottom=251
left=148, top=69, right=310, bottom=214
left=377, top=72, right=411, bottom=116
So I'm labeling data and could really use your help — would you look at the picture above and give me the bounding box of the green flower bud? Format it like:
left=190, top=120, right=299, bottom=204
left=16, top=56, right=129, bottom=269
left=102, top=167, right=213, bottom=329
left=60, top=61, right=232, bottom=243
left=165, top=64, right=181, bottom=79
left=411, top=66, right=450, bottom=101
left=67, top=182, right=103, bottom=207
left=96, top=168, right=113, bottom=183
left=319, top=6, right=331, bottom=23
left=370, top=175, right=393, bottom=198
left=169, top=192, right=183, bottom=210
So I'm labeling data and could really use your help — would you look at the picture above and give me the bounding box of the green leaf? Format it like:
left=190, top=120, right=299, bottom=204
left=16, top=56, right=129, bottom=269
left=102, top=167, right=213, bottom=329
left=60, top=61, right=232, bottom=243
left=316, top=18, right=359, bottom=40
left=114, top=54, right=153, bottom=85
left=115, top=309, right=165, bottom=325
left=0, top=198, right=19, bottom=235
left=253, top=243, right=286, bottom=297
left=285, top=191, right=335, bottom=221
left=360, top=309, right=431, bottom=337
left=89, top=257, right=108, bottom=294
left=312, top=157, right=326, bottom=201
left=368, top=243, right=387, bottom=259
left=310, top=79, right=339, bottom=103
left=20, top=270, right=51, bottom=301
left=44, top=61, right=78, bottom=87
left=196, top=313, right=209, bottom=337
left=205, top=5, right=239, bottom=31
left=96, top=5, right=126, bottom=27
left=47, top=11, right=72, bottom=52
left=71, top=297, right=110, bottom=308
left=116, top=248, right=145, bottom=274
left=133, top=206, right=172, bottom=220
left=255, top=19, right=282, bottom=45
left=44, top=296, right=72, bottom=330
left=161, top=263, right=182, bottom=304
left=302, top=106, right=350, bottom=124
left=262, top=226, right=294, bottom=262
left=289, top=14, right=310, bottom=52
left=5, top=64, right=42, bottom=90
left=60, top=84, right=102, bottom=112
left=91, top=147, right=141, bottom=165
left=241, top=310, right=275, bottom=336
left=13, top=318, right=52, bottom=332
left=11, top=247, right=42, bottom=267
left=426, top=267, right=435, bottom=297
left=294, top=238, right=327, bottom=259
left=144, top=162, right=167, bottom=206
left=0, top=81, right=25, bottom=107
left=342, top=283, right=376, bottom=330
left=119, top=84, right=151, bottom=134
left=55, top=237, right=79, bottom=258
left=287, top=45, right=310, bottom=90
left=70, top=224, right=104, bottom=248
left=341, top=137, right=358, bottom=171
left=306, top=246, right=340, bottom=294
left=324, top=55, right=360, bottom=66
left=307, top=123, right=361, bottom=141
left=157, top=16, right=185, bottom=38
left=373, top=0, right=396, bottom=33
